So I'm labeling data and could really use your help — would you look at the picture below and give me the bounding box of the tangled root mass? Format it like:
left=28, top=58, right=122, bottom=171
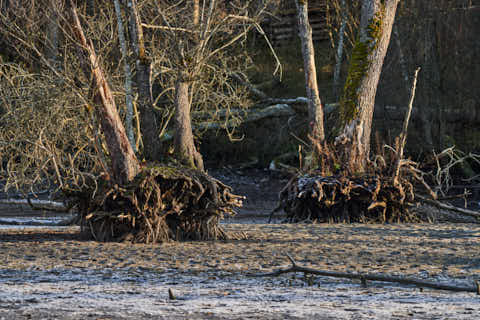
left=73, top=165, right=244, bottom=243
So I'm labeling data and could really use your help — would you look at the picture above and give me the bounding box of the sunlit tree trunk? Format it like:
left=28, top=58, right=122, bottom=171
left=336, top=0, right=400, bottom=172
left=295, top=0, right=325, bottom=143
left=171, top=0, right=205, bottom=171
left=70, top=3, right=139, bottom=185
left=174, top=72, right=204, bottom=170
left=193, top=0, right=200, bottom=26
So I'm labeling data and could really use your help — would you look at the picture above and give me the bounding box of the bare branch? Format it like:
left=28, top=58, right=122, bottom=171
left=251, top=255, right=480, bottom=294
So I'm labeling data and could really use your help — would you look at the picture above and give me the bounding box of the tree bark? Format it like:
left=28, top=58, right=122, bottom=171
left=333, top=0, right=347, bottom=100
left=174, top=73, right=204, bottom=171
left=337, top=0, right=400, bottom=172
left=418, top=17, right=441, bottom=150
left=114, top=0, right=136, bottom=152
left=69, top=3, right=139, bottom=185
left=193, top=0, right=200, bottom=26
left=128, top=0, right=159, bottom=160
left=295, top=0, right=325, bottom=143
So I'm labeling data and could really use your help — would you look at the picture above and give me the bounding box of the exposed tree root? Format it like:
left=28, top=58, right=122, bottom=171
left=251, top=254, right=480, bottom=294
left=68, top=164, right=244, bottom=243
left=274, top=172, right=423, bottom=223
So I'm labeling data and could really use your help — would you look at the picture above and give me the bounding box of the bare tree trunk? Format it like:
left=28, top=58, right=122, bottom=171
left=114, top=0, right=136, bottom=152
left=333, top=0, right=347, bottom=100
left=193, top=0, right=200, bottom=26
left=70, top=3, right=139, bottom=185
left=336, top=0, right=400, bottom=172
left=174, top=73, right=204, bottom=171
left=418, top=17, right=441, bottom=150
left=393, top=24, right=409, bottom=89
left=295, top=0, right=325, bottom=143
left=128, top=0, right=158, bottom=160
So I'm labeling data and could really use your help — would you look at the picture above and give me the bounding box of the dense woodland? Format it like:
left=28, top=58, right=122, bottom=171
left=0, top=0, right=479, bottom=241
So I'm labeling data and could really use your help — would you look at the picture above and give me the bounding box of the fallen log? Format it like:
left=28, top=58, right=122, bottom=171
left=196, top=104, right=295, bottom=131
left=0, top=198, right=69, bottom=212
left=251, top=254, right=480, bottom=294
left=0, top=215, right=79, bottom=226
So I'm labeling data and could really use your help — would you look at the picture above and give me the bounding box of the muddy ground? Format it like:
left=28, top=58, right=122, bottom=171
left=1, top=168, right=480, bottom=319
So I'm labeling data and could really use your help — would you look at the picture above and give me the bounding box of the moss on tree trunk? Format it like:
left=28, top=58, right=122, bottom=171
left=336, top=0, right=399, bottom=173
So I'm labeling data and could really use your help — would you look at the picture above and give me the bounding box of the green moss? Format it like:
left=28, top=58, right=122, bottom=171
left=338, top=6, right=385, bottom=126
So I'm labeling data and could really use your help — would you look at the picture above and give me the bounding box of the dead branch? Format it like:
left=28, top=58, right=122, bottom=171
left=229, top=73, right=269, bottom=100
left=393, top=67, right=420, bottom=183
left=251, top=254, right=480, bottom=294
left=0, top=215, right=79, bottom=227
left=416, top=194, right=480, bottom=219
left=0, top=198, right=68, bottom=212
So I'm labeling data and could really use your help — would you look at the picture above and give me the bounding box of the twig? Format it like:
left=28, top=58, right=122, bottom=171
left=250, top=254, right=479, bottom=293
left=141, top=23, right=194, bottom=33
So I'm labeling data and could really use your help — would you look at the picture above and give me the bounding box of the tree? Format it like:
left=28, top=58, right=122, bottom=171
left=0, top=1, right=261, bottom=241
left=336, top=0, right=400, bottom=172
left=127, top=0, right=158, bottom=160
left=332, top=0, right=347, bottom=100
left=151, top=0, right=272, bottom=170
left=114, top=0, right=136, bottom=152
left=69, top=2, right=140, bottom=185
left=295, top=0, right=325, bottom=145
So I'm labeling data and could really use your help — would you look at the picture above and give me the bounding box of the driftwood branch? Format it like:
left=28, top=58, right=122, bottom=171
left=251, top=254, right=480, bottom=294
left=0, top=198, right=68, bottom=212
left=416, top=194, right=480, bottom=219
left=0, top=215, right=79, bottom=226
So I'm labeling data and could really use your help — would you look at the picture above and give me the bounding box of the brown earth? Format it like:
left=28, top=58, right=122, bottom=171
left=1, top=223, right=479, bottom=279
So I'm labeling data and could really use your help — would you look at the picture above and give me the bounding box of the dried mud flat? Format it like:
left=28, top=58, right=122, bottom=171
left=1, top=223, right=480, bottom=319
